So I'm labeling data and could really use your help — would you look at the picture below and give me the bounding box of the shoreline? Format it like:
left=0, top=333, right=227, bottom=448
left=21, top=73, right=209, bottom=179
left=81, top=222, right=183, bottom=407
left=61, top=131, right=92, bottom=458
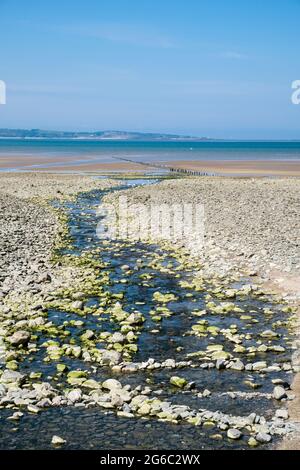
left=1, top=155, right=300, bottom=177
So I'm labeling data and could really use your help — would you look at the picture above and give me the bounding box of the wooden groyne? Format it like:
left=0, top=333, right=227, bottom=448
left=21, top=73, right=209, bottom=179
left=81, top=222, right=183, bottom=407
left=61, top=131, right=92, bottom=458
left=111, top=156, right=218, bottom=177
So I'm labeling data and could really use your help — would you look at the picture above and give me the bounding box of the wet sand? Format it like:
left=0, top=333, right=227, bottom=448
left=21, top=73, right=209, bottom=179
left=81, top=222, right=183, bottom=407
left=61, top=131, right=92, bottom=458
left=27, top=162, right=154, bottom=172
left=0, top=157, right=152, bottom=173
left=1, top=154, right=300, bottom=176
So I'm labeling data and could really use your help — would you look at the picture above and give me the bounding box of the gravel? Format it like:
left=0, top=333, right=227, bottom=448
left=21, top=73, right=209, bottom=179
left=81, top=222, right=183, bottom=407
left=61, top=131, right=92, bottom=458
left=104, top=177, right=300, bottom=279
left=0, top=173, right=117, bottom=292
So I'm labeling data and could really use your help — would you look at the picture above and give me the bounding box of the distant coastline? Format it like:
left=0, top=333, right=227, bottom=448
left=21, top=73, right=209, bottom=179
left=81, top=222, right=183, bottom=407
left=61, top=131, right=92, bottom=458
left=0, top=128, right=213, bottom=141
left=0, top=129, right=299, bottom=142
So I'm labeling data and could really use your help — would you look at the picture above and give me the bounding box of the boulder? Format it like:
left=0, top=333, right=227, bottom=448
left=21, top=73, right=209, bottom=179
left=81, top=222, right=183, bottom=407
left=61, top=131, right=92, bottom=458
left=216, top=359, right=226, bottom=370
left=170, top=376, right=187, bottom=388
left=67, top=389, right=82, bottom=403
left=67, top=370, right=87, bottom=379
left=230, top=360, right=245, bottom=371
left=211, top=350, right=230, bottom=361
left=71, top=300, right=84, bottom=310
left=275, top=409, right=289, bottom=420
left=252, top=361, right=267, bottom=371
left=7, top=330, right=30, bottom=347
left=82, top=379, right=101, bottom=390
left=51, top=435, right=66, bottom=446
left=101, top=350, right=122, bottom=365
left=81, top=330, right=95, bottom=341
left=227, top=428, right=242, bottom=440
left=256, top=432, right=272, bottom=443
left=273, top=386, right=287, bottom=400
left=109, top=332, right=125, bottom=344
left=0, top=369, right=25, bottom=386
left=126, top=312, right=144, bottom=325
left=102, top=379, right=122, bottom=391
left=164, top=359, right=176, bottom=368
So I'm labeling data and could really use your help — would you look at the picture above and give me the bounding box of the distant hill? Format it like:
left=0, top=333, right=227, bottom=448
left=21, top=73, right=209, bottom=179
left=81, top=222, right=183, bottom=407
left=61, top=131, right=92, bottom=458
left=0, top=128, right=212, bottom=141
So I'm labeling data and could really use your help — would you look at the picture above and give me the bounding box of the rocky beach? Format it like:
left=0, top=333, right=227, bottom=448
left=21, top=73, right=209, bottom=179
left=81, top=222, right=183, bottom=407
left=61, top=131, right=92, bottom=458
left=0, top=172, right=299, bottom=450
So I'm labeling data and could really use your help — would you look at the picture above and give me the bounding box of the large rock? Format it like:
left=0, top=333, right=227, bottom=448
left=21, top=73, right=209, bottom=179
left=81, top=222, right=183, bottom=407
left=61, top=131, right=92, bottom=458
left=0, top=384, right=7, bottom=397
left=71, top=300, right=84, bottom=310
left=7, top=330, right=30, bottom=347
left=67, top=370, right=87, bottom=379
left=170, top=376, right=187, bottom=388
left=51, top=435, right=66, bottom=446
left=273, top=386, right=287, bottom=400
left=275, top=409, right=289, bottom=420
left=163, top=359, right=176, bottom=368
left=216, top=359, right=226, bottom=370
left=227, top=428, right=242, bottom=440
left=126, top=312, right=144, bottom=325
left=101, top=350, right=122, bottom=365
left=67, top=389, right=82, bottom=403
left=81, top=330, right=95, bottom=341
left=102, top=379, right=122, bottom=391
left=109, top=332, right=125, bottom=344
left=256, top=432, right=272, bottom=443
left=82, top=379, right=101, bottom=390
left=252, top=361, right=267, bottom=371
left=0, top=369, right=25, bottom=386
left=230, top=360, right=245, bottom=371
left=211, top=350, right=230, bottom=361
left=260, top=330, right=279, bottom=339
left=110, top=390, right=131, bottom=407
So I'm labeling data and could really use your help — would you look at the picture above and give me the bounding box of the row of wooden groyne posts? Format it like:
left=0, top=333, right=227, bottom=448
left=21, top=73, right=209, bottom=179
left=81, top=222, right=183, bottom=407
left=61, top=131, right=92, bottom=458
left=112, top=156, right=218, bottom=177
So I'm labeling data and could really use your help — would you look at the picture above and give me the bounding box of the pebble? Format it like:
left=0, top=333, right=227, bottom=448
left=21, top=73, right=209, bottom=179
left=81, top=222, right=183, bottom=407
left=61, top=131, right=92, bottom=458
left=51, top=435, right=66, bottom=446
left=227, top=429, right=242, bottom=440
left=256, top=432, right=272, bottom=443
left=273, top=386, right=287, bottom=400
left=275, top=409, right=289, bottom=420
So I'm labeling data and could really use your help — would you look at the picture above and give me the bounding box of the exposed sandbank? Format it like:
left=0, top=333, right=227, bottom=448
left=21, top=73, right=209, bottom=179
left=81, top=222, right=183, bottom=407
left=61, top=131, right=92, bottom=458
left=164, top=160, right=300, bottom=176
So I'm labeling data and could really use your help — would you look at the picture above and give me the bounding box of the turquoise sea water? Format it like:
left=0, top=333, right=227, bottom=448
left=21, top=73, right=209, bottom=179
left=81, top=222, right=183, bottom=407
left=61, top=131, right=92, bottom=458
left=1, top=140, right=300, bottom=171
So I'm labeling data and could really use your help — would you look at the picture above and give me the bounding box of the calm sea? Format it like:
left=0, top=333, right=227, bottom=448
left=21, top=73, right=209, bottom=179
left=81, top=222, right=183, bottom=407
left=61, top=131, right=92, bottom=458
left=1, top=140, right=300, bottom=170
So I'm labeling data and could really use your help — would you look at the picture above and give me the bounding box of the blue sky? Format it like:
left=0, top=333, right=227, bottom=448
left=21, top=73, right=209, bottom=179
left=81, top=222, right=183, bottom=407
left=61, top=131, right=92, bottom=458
left=0, top=0, right=300, bottom=138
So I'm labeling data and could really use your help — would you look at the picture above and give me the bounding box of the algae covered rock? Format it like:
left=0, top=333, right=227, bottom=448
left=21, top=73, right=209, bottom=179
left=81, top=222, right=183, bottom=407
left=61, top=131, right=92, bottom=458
left=71, top=300, right=84, bottom=310
left=101, top=349, right=122, bottom=365
left=67, top=370, right=87, bottom=379
left=102, top=379, right=122, bottom=391
left=56, top=363, right=68, bottom=373
left=170, top=376, right=187, bottom=388
left=211, top=350, right=231, bottom=361
left=109, top=332, right=125, bottom=344
left=0, top=369, right=25, bottom=386
left=125, top=312, right=144, bottom=325
left=153, top=292, right=177, bottom=303
left=82, top=379, right=101, bottom=390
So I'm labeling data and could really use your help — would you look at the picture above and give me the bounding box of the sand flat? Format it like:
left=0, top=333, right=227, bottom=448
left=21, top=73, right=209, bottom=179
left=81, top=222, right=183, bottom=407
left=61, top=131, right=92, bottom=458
left=2, top=153, right=300, bottom=176
left=164, top=159, right=300, bottom=176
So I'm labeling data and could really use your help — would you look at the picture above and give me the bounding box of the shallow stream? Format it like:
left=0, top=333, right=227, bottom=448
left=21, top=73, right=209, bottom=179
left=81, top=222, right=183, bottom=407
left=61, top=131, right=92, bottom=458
left=0, top=179, right=295, bottom=449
